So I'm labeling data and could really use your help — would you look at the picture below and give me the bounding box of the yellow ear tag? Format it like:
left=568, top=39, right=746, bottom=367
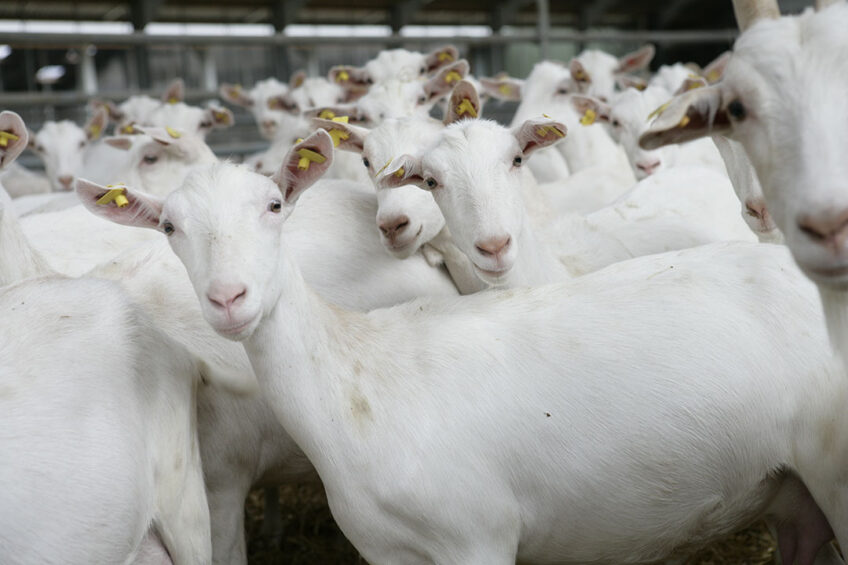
left=328, top=129, right=350, bottom=147
left=686, top=81, right=704, bottom=91
left=498, top=83, right=511, bottom=95
left=295, top=137, right=304, bottom=143
left=213, top=110, right=228, bottom=121
left=375, top=158, right=393, bottom=176
left=444, top=71, right=462, bottom=84
left=635, top=83, right=647, bottom=91
left=337, top=70, right=350, bottom=82
left=537, top=124, right=564, bottom=138
left=166, top=127, right=182, bottom=139
left=96, top=185, right=130, bottom=208
left=647, top=101, right=672, bottom=121
left=89, top=124, right=102, bottom=139
left=168, top=97, right=179, bottom=104
left=437, top=51, right=454, bottom=62
left=296, top=148, right=326, bottom=170
left=706, top=69, right=721, bottom=83
left=580, top=108, right=596, bottom=126
left=319, top=109, right=336, bottom=119
left=574, top=69, right=588, bottom=81
left=456, top=98, right=478, bottom=118
left=0, top=131, right=20, bottom=148
left=331, top=116, right=349, bottom=124
left=678, top=115, right=691, bottom=127
left=393, top=167, right=405, bottom=178
left=122, top=124, right=136, bottom=134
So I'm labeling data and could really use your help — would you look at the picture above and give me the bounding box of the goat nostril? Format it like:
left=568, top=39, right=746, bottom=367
left=233, top=289, right=247, bottom=304
left=208, top=295, right=225, bottom=309
left=396, top=220, right=409, bottom=232
left=476, top=245, right=493, bottom=257
left=745, top=204, right=762, bottom=219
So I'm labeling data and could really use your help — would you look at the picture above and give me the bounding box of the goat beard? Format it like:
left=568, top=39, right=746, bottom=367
left=819, top=285, right=848, bottom=369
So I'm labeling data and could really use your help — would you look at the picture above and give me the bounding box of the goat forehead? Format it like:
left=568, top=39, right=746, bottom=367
left=169, top=165, right=273, bottom=221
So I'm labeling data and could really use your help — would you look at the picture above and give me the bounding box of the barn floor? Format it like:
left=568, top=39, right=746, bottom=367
left=244, top=485, right=777, bottom=564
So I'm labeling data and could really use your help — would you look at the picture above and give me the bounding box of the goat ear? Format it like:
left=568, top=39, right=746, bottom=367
left=571, top=95, right=611, bottom=125
left=274, top=130, right=335, bottom=206
left=377, top=154, right=428, bottom=190
left=219, top=83, right=254, bottom=107
left=514, top=118, right=567, bottom=157
left=674, top=76, right=708, bottom=96
left=162, top=78, right=185, bottom=104
left=424, top=45, right=460, bottom=73
left=76, top=178, right=164, bottom=230
left=702, top=51, right=732, bottom=83
left=479, top=76, right=523, bottom=101
left=103, top=136, right=133, bottom=151
left=569, top=59, right=592, bottom=92
left=639, top=87, right=730, bottom=150
left=85, top=106, right=109, bottom=141
left=303, top=103, right=360, bottom=120
left=289, top=69, right=307, bottom=89
left=329, top=66, right=371, bottom=100
left=444, top=80, right=481, bottom=125
left=617, top=44, right=655, bottom=73
left=206, top=105, right=234, bottom=129
left=423, top=59, right=470, bottom=104
left=615, top=74, right=647, bottom=92
left=0, top=111, right=29, bottom=169
left=89, top=99, right=123, bottom=122
left=136, top=126, right=179, bottom=146
left=310, top=118, right=368, bottom=153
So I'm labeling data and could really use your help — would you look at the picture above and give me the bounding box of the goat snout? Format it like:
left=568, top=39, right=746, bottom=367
left=379, top=215, right=410, bottom=242
left=261, top=120, right=277, bottom=131
left=635, top=159, right=661, bottom=176
left=58, top=175, right=74, bottom=190
left=207, top=283, right=248, bottom=313
left=798, top=209, right=848, bottom=251
left=475, top=235, right=512, bottom=259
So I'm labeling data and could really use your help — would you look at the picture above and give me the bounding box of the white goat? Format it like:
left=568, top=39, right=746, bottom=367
left=572, top=85, right=726, bottom=180
left=87, top=129, right=848, bottom=565
left=26, top=106, right=116, bottom=191
left=571, top=44, right=656, bottom=102
left=0, top=276, right=216, bottom=564
left=75, top=161, right=459, bottom=563
left=638, top=0, right=848, bottom=358
left=382, top=116, right=754, bottom=287
left=328, top=45, right=460, bottom=94
left=220, top=78, right=295, bottom=140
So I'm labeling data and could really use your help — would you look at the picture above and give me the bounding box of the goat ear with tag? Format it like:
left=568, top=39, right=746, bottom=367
left=77, top=178, right=165, bottom=230
left=274, top=130, right=335, bottom=206
left=0, top=111, right=29, bottom=169
left=444, top=80, right=481, bottom=125
left=514, top=118, right=567, bottom=157
left=639, top=86, right=730, bottom=150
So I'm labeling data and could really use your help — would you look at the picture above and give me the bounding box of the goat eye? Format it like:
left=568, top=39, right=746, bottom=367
left=200, top=121, right=212, bottom=128
left=612, top=119, right=621, bottom=128
left=425, top=177, right=437, bottom=189
left=556, top=88, right=568, bottom=95
left=417, top=96, right=426, bottom=104
left=268, top=199, right=282, bottom=213
left=78, top=140, right=86, bottom=148
left=142, top=154, right=158, bottom=164
left=365, top=77, right=374, bottom=85
left=728, top=99, right=746, bottom=120
left=362, top=157, right=370, bottom=168
left=513, top=156, right=523, bottom=167
left=162, top=221, right=175, bottom=235
left=420, top=66, right=427, bottom=75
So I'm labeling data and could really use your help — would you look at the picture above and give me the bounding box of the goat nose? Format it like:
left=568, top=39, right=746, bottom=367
left=207, top=284, right=247, bottom=311
left=798, top=209, right=848, bottom=248
left=58, top=175, right=74, bottom=189
left=379, top=215, right=410, bottom=239
left=262, top=120, right=276, bottom=129
left=636, top=159, right=661, bottom=175
left=745, top=200, right=766, bottom=220
left=475, top=235, right=512, bottom=258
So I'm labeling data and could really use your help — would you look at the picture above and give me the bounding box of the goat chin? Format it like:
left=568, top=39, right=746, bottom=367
left=819, top=285, right=848, bottom=367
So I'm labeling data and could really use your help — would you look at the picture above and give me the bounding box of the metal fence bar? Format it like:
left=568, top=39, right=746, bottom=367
left=0, top=28, right=738, bottom=48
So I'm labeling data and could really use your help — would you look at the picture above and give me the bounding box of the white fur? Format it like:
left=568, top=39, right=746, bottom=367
left=0, top=277, right=211, bottom=564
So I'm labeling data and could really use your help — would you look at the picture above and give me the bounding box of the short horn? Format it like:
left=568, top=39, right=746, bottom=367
left=732, top=0, right=780, bottom=31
